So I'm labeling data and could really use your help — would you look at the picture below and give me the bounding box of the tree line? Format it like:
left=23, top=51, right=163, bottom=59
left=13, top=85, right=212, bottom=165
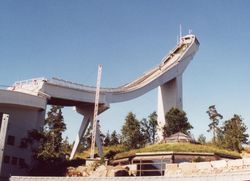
left=206, top=105, right=249, bottom=152
left=24, top=104, right=249, bottom=175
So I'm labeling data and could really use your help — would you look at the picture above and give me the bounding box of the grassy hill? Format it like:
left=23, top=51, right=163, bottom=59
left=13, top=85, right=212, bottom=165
left=110, top=143, right=240, bottom=159
left=75, top=143, right=241, bottom=160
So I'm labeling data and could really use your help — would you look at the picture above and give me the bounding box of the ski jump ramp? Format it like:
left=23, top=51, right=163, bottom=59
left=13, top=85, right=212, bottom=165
left=11, top=34, right=199, bottom=159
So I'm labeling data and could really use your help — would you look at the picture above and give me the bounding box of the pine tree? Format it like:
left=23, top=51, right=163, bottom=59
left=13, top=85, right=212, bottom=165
left=163, top=108, right=193, bottom=138
left=206, top=105, right=223, bottom=143
left=110, top=130, right=119, bottom=145
left=27, top=105, right=67, bottom=160
left=104, top=131, right=111, bottom=146
left=197, top=134, right=206, bottom=144
left=121, top=112, right=144, bottom=149
left=222, top=114, right=249, bottom=152
left=43, top=105, right=66, bottom=154
left=25, top=105, right=67, bottom=176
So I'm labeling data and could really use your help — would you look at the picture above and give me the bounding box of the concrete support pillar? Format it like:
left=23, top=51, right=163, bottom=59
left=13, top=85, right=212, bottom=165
left=157, top=75, right=183, bottom=141
left=70, top=107, right=92, bottom=160
left=96, top=121, right=103, bottom=157
left=70, top=106, right=103, bottom=160
left=0, top=114, right=9, bottom=177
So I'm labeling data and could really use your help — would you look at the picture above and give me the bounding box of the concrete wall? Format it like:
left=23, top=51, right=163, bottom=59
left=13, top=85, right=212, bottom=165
left=0, top=90, right=47, bottom=177
left=165, top=158, right=250, bottom=176
left=9, top=171, right=250, bottom=181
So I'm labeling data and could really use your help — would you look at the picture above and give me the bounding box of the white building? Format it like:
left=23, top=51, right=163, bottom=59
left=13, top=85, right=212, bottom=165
left=0, top=90, right=46, bottom=177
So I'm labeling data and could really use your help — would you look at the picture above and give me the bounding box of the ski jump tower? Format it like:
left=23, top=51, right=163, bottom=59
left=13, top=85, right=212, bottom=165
left=6, top=34, right=199, bottom=161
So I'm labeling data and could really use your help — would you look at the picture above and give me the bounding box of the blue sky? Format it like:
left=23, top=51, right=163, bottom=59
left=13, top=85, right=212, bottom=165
left=1, top=1, right=250, bottom=143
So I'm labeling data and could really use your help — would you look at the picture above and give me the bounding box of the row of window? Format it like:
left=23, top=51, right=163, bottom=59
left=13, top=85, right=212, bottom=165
left=3, top=155, right=27, bottom=168
left=6, top=135, right=28, bottom=148
left=7, top=135, right=15, bottom=145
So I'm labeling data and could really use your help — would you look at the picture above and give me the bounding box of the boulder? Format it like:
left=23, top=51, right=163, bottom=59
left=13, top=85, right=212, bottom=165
left=227, top=159, right=243, bottom=170
left=179, top=162, right=197, bottom=176
left=90, top=165, right=129, bottom=177
left=165, top=163, right=179, bottom=176
left=211, top=160, right=227, bottom=173
left=90, top=165, right=107, bottom=177
left=196, top=162, right=212, bottom=174
left=243, top=158, right=250, bottom=167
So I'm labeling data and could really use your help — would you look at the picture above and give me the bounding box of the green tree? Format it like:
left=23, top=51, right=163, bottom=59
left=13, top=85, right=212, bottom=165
left=24, top=105, right=67, bottom=176
left=121, top=112, right=144, bottom=149
left=104, top=131, right=111, bottom=146
left=110, top=130, right=119, bottom=145
left=27, top=105, right=67, bottom=161
left=140, top=111, right=158, bottom=144
left=206, top=105, right=223, bottom=143
left=78, top=122, right=105, bottom=151
left=222, top=114, right=249, bottom=152
left=42, top=105, right=66, bottom=156
left=78, top=126, right=92, bottom=152
left=163, top=108, right=193, bottom=138
left=61, top=136, right=71, bottom=154
left=197, top=134, right=206, bottom=144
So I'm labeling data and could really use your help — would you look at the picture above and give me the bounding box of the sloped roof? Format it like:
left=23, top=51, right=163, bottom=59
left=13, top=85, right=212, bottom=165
left=165, top=132, right=193, bottom=142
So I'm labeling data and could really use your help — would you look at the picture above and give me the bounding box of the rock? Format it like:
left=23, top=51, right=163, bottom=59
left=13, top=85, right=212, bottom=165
left=113, top=166, right=129, bottom=177
left=227, top=159, right=243, bottom=170
left=211, top=160, right=227, bottom=173
left=179, top=162, right=197, bottom=176
left=89, top=165, right=130, bottom=177
left=196, top=161, right=212, bottom=174
left=211, top=160, right=227, bottom=169
left=90, top=165, right=107, bottom=177
left=126, top=164, right=137, bottom=176
left=243, top=158, right=250, bottom=167
left=66, top=163, right=96, bottom=177
left=165, top=163, right=179, bottom=176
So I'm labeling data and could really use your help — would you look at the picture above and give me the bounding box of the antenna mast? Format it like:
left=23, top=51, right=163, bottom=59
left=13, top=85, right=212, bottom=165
left=179, top=24, right=182, bottom=43
left=90, top=65, right=102, bottom=159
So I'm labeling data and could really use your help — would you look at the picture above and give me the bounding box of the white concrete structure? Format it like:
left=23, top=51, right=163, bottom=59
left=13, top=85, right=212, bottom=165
left=0, top=90, right=47, bottom=177
left=4, top=34, right=199, bottom=164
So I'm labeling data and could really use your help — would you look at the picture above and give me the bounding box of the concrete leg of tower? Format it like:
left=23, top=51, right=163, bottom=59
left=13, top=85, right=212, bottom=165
left=157, top=75, right=183, bottom=141
left=96, top=121, right=103, bottom=157
left=89, top=120, right=103, bottom=157
left=70, top=107, right=92, bottom=160
left=70, top=106, right=104, bottom=159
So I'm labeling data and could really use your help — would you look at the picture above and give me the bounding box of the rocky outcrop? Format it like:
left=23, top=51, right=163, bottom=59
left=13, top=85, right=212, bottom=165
left=66, top=164, right=130, bottom=177
left=90, top=165, right=129, bottom=177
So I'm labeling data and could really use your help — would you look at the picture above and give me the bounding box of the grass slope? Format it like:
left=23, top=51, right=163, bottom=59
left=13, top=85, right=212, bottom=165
left=74, top=143, right=241, bottom=160
left=112, top=143, right=241, bottom=159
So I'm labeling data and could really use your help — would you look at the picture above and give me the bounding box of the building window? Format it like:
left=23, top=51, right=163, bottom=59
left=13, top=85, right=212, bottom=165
left=19, top=138, right=28, bottom=148
left=11, top=157, right=18, bottom=165
left=19, top=158, right=27, bottom=168
left=3, top=155, right=10, bottom=164
left=19, top=158, right=25, bottom=166
left=7, top=135, right=15, bottom=146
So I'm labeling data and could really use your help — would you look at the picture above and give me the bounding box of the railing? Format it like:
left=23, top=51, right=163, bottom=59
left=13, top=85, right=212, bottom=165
left=14, top=77, right=47, bottom=87
left=131, top=158, right=171, bottom=176
left=46, top=36, right=196, bottom=94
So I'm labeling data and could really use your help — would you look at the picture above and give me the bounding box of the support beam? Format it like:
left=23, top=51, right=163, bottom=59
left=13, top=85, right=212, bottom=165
left=0, top=114, right=9, bottom=177
left=157, top=75, right=183, bottom=141
left=70, top=107, right=92, bottom=160
left=96, top=120, right=103, bottom=157
left=70, top=106, right=104, bottom=159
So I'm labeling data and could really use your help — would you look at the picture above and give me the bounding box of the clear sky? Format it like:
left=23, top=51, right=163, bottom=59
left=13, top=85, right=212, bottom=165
left=1, top=1, right=250, bottom=143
